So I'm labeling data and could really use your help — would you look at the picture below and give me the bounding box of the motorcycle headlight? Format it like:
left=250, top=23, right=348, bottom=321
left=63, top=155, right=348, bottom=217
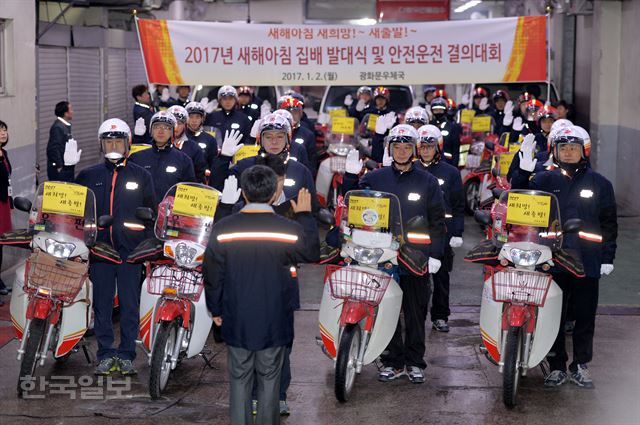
left=328, top=144, right=352, bottom=156
left=353, top=246, right=384, bottom=265
left=45, top=238, right=76, bottom=259
left=174, top=242, right=203, bottom=269
left=509, top=248, right=542, bottom=267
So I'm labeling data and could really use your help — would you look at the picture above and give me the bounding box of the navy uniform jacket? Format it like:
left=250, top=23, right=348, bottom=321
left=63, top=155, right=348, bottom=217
left=415, top=160, right=464, bottom=238
left=347, top=103, right=374, bottom=122
left=343, top=164, right=447, bottom=260
left=185, top=128, right=218, bottom=174
left=431, top=116, right=461, bottom=168
left=238, top=102, right=261, bottom=123
left=292, top=125, right=318, bottom=175
left=205, top=109, right=252, bottom=142
left=132, top=102, right=154, bottom=144
left=47, top=118, right=73, bottom=169
left=175, top=135, right=208, bottom=183
left=511, top=166, right=617, bottom=278
left=204, top=204, right=320, bottom=351
left=211, top=153, right=319, bottom=213
left=76, top=160, right=156, bottom=260
left=128, top=142, right=196, bottom=202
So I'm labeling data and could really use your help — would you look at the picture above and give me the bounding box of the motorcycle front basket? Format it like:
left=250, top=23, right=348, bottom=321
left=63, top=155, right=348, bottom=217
left=147, top=265, right=204, bottom=301
left=491, top=268, right=553, bottom=307
left=25, top=251, right=89, bottom=303
left=324, top=264, right=391, bottom=306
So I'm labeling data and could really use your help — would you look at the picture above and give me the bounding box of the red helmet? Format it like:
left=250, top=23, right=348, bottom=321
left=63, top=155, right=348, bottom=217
left=373, top=86, right=390, bottom=101
left=446, top=98, right=457, bottom=110
left=473, top=87, right=488, bottom=98
left=434, top=89, right=448, bottom=99
left=237, top=86, right=253, bottom=96
left=277, top=95, right=304, bottom=111
left=524, top=99, right=544, bottom=121
left=518, top=91, right=536, bottom=104
left=535, top=105, right=557, bottom=124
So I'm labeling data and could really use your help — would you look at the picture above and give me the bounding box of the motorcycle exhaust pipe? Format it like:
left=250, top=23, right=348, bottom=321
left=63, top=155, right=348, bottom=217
left=171, top=327, right=185, bottom=369
left=39, top=323, right=56, bottom=366
left=521, top=332, right=532, bottom=377
left=17, top=319, right=32, bottom=360
left=315, top=337, right=333, bottom=360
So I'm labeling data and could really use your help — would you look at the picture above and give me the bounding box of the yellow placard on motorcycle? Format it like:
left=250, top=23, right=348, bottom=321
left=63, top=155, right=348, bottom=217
left=232, top=145, right=260, bottom=164
left=332, top=117, right=356, bottom=135
left=497, top=152, right=515, bottom=176
left=348, top=196, right=390, bottom=229
left=458, top=144, right=470, bottom=167
left=505, top=192, right=551, bottom=227
left=471, top=116, right=492, bottom=133
left=329, top=108, right=347, bottom=119
left=42, top=182, right=87, bottom=217
left=460, top=109, right=476, bottom=124
left=367, top=114, right=379, bottom=132
left=129, top=144, right=152, bottom=155
left=173, top=184, right=219, bottom=218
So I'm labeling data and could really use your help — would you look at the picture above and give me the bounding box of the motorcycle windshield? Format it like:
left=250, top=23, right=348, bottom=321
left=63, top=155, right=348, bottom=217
left=28, top=181, right=97, bottom=247
left=358, top=113, right=378, bottom=139
left=340, top=190, right=403, bottom=250
left=326, top=116, right=359, bottom=150
left=492, top=189, right=562, bottom=251
left=154, top=183, right=221, bottom=246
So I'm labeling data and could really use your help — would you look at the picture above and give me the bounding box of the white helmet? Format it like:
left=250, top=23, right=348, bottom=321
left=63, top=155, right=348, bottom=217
left=98, top=118, right=131, bottom=161
left=273, top=109, right=294, bottom=127
left=404, top=107, right=430, bottom=126
left=167, top=105, right=188, bottom=123
left=417, top=125, right=443, bottom=149
left=218, top=85, right=238, bottom=99
left=386, top=124, right=419, bottom=163
left=549, top=118, right=572, bottom=136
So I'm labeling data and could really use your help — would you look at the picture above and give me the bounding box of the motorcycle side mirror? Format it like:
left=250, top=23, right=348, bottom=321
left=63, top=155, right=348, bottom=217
left=485, top=141, right=495, bottom=151
left=492, top=188, right=504, bottom=200
left=474, top=210, right=493, bottom=226
left=13, top=197, right=32, bottom=212
left=97, top=215, right=114, bottom=228
left=135, top=207, right=155, bottom=222
left=364, top=159, right=378, bottom=171
left=563, top=218, right=583, bottom=234
left=491, top=167, right=499, bottom=178
left=317, top=208, right=335, bottom=226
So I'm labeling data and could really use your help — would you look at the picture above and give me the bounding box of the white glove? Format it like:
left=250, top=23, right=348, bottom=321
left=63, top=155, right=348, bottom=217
left=63, top=139, right=82, bottom=166
left=600, top=264, right=614, bottom=276
left=375, top=114, right=389, bottom=135
left=148, top=84, right=156, bottom=95
left=317, top=113, right=330, bottom=125
left=479, top=97, right=489, bottom=111
left=250, top=119, right=262, bottom=138
left=344, top=94, right=353, bottom=107
left=505, top=100, right=514, bottom=114
left=460, top=93, right=470, bottom=106
left=221, top=175, right=242, bottom=205
left=160, top=87, right=170, bottom=102
left=382, top=145, right=393, bottom=167
left=428, top=257, right=442, bottom=274
left=134, top=117, right=147, bottom=136
left=449, top=237, right=463, bottom=248
left=355, top=98, right=366, bottom=112
left=201, top=97, right=218, bottom=114
left=260, top=100, right=271, bottom=119
left=385, top=111, right=397, bottom=129
left=513, top=117, right=524, bottom=132
left=345, top=149, right=363, bottom=174
left=518, top=134, right=538, bottom=172
left=503, top=109, right=514, bottom=127
left=220, top=129, right=244, bottom=157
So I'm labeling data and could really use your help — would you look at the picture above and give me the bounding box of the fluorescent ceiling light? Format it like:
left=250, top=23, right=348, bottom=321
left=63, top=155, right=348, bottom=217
left=454, top=0, right=482, bottom=13
left=349, top=18, right=377, bottom=26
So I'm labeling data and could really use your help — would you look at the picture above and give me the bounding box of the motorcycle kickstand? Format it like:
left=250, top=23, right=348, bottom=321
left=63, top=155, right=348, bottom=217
left=539, top=360, right=549, bottom=377
left=81, top=340, right=95, bottom=365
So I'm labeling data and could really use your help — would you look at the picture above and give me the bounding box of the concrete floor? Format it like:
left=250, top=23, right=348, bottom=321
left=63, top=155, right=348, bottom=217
left=0, top=216, right=639, bottom=424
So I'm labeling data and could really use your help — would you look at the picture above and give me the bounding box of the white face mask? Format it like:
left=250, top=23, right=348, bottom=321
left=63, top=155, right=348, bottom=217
left=105, top=152, right=124, bottom=161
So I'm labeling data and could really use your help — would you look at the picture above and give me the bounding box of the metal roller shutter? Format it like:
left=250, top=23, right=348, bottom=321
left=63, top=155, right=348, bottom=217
left=107, top=48, right=128, bottom=124
left=37, top=46, right=68, bottom=174
left=125, top=48, right=147, bottom=128
left=68, top=48, right=102, bottom=172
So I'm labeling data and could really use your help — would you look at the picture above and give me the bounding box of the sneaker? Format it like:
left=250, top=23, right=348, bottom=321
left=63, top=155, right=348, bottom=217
left=544, top=370, right=568, bottom=387
left=279, top=400, right=290, bottom=416
left=564, top=321, right=575, bottom=335
left=118, top=358, right=138, bottom=375
left=378, top=366, right=406, bottom=382
left=94, top=357, right=118, bottom=375
left=570, top=364, right=594, bottom=388
left=432, top=320, right=450, bottom=333
left=407, top=366, right=425, bottom=384
left=252, top=399, right=258, bottom=416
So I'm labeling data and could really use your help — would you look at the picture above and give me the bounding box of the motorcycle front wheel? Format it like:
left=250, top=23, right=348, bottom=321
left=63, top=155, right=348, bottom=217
left=502, top=325, right=523, bottom=408
left=334, top=324, right=361, bottom=403
left=17, top=318, right=47, bottom=398
left=149, top=320, right=178, bottom=399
